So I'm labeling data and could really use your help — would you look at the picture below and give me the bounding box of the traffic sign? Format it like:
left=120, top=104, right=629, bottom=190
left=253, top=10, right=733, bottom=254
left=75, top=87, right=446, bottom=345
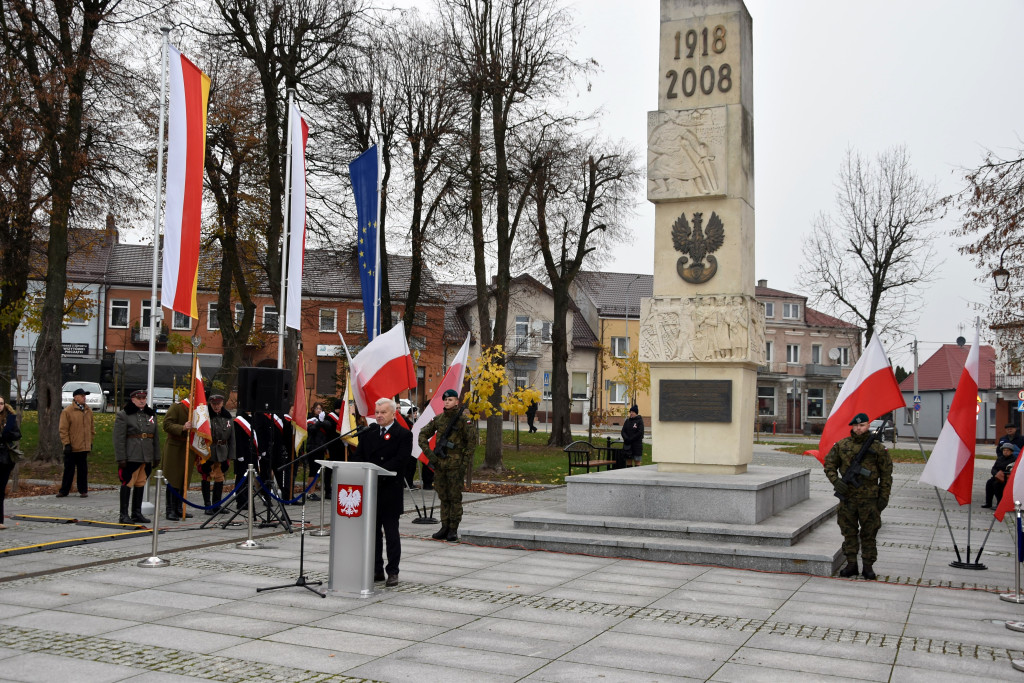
left=913, top=395, right=921, bottom=404
left=1018, top=401, right=1024, bottom=412
left=1018, top=390, right=1024, bottom=401
left=914, top=404, right=920, bottom=412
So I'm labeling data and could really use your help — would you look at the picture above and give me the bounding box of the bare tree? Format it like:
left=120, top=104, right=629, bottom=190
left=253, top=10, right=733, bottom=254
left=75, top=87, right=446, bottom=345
left=530, top=133, right=641, bottom=446
left=799, top=146, right=941, bottom=343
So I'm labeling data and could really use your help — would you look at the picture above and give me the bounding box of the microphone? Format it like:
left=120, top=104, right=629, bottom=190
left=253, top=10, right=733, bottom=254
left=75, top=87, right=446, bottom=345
left=356, top=423, right=377, bottom=435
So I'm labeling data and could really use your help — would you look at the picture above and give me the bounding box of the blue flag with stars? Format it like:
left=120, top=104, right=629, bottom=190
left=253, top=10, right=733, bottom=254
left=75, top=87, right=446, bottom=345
left=350, top=145, right=379, bottom=341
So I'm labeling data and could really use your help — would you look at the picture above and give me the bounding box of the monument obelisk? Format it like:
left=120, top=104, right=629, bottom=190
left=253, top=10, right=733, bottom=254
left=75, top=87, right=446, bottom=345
left=641, top=0, right=764, bottom=474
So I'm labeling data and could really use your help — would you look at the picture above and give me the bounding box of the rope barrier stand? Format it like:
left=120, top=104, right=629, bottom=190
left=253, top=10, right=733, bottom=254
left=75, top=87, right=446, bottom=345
left=138, top=470, right=170, bottom=568
left=237, top=463, right=263, bottom=550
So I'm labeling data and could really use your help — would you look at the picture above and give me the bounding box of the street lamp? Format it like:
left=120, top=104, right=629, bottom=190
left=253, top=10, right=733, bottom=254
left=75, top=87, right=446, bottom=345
left=993, top=242, right=1024, bottom=292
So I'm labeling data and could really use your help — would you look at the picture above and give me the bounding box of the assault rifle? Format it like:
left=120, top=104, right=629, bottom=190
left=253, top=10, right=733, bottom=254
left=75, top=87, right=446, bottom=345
left=432, top=402, right=468, bottom=461
left=833, top=420, right=888, bottom=502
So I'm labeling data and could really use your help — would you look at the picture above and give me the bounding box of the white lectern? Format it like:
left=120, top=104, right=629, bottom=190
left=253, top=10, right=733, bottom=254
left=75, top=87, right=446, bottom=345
left=315, top=459, right=395, bottom=596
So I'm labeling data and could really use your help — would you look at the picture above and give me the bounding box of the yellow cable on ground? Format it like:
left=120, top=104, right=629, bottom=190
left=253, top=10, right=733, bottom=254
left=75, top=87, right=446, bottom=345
left=0, top=530, right=153, bottom=557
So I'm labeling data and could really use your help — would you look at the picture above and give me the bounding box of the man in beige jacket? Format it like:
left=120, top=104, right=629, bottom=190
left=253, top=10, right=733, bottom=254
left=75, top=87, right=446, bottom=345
left=58, top=388, right=95, bottom=498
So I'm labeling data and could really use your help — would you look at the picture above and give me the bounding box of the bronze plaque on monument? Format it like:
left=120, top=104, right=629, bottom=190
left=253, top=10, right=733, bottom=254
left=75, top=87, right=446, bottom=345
left=660, top=379, right=732, bottom=422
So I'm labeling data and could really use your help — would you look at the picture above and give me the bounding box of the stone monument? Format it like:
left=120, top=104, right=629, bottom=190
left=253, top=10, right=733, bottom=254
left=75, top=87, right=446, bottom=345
left=459, top=0, right=842, bottom=575
left=643, top=0, right=762, bottom=475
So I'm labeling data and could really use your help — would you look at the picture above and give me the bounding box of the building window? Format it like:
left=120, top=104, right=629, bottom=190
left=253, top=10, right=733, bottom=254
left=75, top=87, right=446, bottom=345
left=571, top=372, right=589, bottom=400
left=141, top=300, right=153, bottom=328
left=765, top=341, right=774, bottom=363
left=783, top=303, right=800, bottom=319
left=811, top=344, right=821, bottom=365
left=838, top=347, right=851, bottom=366
left=807, top=388, right=824, bottom=417
left=208, top=302, right=220, bottom=331
left=110, top=299, right=129, bottom=328
left=411, top=310, right=427, bottom=327
left=758, top=386, right=776, bottom=415
left=234, top=303, right=244, bottom=324
left=511, top=315, right=530, bottom=352
left=764, top=302, right=774, bottom=318
left=609, top=382, right=627, bottom=404
left=319, top=309, right=337, bottom=333
left=263, top=306, right=279, bottom=332
left=171, top=311, right=192, bottom=331
left=611, top=336, right=629, bottom=358
left=540, top=320, right=552, bottom=343
left=67, top=305, right=89, bottom=326
left=514, top=376, right=528, bottom=391
left=786, top=344, right=800, bottom=364
left=410, top=335, right=427, bottom=351
left=346, top=310, right=364, bottom=334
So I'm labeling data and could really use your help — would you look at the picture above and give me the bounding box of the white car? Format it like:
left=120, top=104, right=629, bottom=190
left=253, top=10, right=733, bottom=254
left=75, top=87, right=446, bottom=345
left=151, top=387, right=175, bottom=414
left=61, top=381, right=107, bottom=412
left=398, top=398, right=416, bottom=419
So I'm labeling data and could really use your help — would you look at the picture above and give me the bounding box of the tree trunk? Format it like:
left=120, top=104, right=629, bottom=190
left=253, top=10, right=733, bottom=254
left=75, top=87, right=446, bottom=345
left=546, top=286, right=573, bottom=446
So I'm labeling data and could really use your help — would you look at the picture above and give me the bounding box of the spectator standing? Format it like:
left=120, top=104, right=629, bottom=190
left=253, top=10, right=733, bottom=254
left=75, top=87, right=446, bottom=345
left=621, top=405, right=645, bottom=467
left=57, top=388, right=94, bottom=498
left=0, top=397, right=22, bottom=529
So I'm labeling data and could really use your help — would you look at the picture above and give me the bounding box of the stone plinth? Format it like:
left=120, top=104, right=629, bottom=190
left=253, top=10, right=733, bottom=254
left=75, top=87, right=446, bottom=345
left=566, top=465, right=808, bottom=525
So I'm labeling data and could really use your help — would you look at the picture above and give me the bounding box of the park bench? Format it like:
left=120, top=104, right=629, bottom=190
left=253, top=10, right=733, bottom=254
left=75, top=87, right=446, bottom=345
left=564, top=438, right=620, bottom=475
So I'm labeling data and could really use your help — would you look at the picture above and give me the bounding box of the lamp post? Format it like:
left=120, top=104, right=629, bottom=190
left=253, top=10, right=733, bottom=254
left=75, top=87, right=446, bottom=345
left=993, top=242, right=1024, bottom=292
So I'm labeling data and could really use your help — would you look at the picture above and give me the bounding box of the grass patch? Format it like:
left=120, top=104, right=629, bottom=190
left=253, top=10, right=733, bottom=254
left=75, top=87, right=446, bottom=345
left=774, top=443, right=934, bottom=464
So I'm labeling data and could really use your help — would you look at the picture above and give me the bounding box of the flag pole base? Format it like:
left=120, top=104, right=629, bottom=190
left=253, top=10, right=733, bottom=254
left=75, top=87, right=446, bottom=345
left=137, top=556, right=170, bottom=568
left=1013, top=659, right=1024, bottom=672
left=1001, top=594, right=1024, bottom=604
left=237, top=539, right=264, bottom=550
left=949, top=560, right=987, bottom=570
left=309, top=527, right=330, bottom=537
left=412, top=517, right=438, bottom=525
left=1007, top=620, right=1024, bottom=632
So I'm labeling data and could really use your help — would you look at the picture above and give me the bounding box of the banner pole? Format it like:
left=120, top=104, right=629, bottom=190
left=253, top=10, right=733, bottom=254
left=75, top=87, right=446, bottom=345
left=146, top=27, right=171, bottom=405
left=277, top=88, right=296, bottom=369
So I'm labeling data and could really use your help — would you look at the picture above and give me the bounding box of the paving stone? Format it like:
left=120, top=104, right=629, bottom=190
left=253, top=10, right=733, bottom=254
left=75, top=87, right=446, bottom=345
left=0, top=651, right=144, bottom=683
left=345, top=656, right=521, bottom=682
left=379, top=641, right=544, bottom=677
left=0, top=610, right=136, bottom=637
left=523, top=660, right=703, bottom=682
left=727, top=646, right=892, bottom=681
left=103, top=623, right=248, bottom=655
left=266, top=624, right=416, bottom=656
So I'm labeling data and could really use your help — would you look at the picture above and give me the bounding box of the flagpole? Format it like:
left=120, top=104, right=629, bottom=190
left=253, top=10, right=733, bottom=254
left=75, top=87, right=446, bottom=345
left=146, top=27, right=171, bottom=403
left=373, top=141, right=381, bottom=339
left=277, top=88, right=296, bottom=369
left=182, top=349, right=199, bottom=509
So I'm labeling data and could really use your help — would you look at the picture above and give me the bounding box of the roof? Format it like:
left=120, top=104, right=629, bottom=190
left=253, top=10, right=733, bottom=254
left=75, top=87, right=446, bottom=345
left=441, top=284, right=476, bottom=344
left=899, top=344, right=997, bottom=391
left=804, top=308, right=860, bottom=329
left=572, top=310, right=600, bottom=348
left=575, top=271, right=653, bottom=318
left=30, top=227, right=115, bottom=282
left=754, top=284, right=807, bottom=300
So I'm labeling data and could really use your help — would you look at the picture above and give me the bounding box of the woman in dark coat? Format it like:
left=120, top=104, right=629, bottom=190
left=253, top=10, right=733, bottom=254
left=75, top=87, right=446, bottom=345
left=0, top=396, right=22, bottom=529
left=621, top=405, right=645, bottom=467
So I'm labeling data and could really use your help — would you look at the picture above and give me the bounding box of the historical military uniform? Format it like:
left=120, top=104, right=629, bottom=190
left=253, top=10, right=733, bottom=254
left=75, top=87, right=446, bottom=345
left=162, top=400, right=193, bottom=520
left=113, top=391, right=160, bottom=524
left=823, top=413, right=892, bottom=580
left=199, top=397, right=234, bottom=514
left=418, top=390, right=477, bottom=541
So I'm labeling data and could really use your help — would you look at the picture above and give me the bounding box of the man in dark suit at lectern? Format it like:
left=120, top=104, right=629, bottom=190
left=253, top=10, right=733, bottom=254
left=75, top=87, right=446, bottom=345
left=354, top=397, right=411, bottom=587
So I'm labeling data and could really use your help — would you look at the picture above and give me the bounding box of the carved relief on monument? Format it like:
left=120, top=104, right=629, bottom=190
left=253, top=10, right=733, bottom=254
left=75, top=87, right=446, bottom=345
left=639, top=294, right=766, bottom=364
left=647, top=107, right=727, bottom=202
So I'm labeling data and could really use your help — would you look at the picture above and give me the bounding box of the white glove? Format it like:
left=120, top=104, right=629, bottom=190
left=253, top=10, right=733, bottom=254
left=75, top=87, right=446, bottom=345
left=318, top=411, right=326, bottom=422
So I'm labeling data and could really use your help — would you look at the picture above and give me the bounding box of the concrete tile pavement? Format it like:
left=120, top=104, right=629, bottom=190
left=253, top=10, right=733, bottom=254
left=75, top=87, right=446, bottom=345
left=1, top=452, right=1024, bottom=680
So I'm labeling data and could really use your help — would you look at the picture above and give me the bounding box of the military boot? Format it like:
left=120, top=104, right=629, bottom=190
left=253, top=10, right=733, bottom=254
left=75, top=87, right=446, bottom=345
left=130, top=486, right=150, bottom=524
left=446, top=527, right=460, bottom=542
left=201, top=481, right=212, bottom=514
left=165, top=488, right=181, bottom=521
left=431, top=526, right=449, bottom=540
left=210, top=482, right=224, bottom=515
left=861, top=563, right=876, bottom=580
left=118, top=486, right=132, bottom=524
left=838, top=559, right=858, bottom=578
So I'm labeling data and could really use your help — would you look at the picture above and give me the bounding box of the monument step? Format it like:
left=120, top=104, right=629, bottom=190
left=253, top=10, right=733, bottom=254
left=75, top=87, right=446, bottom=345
left=511, top=494, right=837, bottom=547
left=459, top=516, right=844, bottom=576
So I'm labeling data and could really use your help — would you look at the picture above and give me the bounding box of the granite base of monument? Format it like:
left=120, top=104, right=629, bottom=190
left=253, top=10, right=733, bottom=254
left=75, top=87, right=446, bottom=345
left=460, top=466, right=843, bottom=576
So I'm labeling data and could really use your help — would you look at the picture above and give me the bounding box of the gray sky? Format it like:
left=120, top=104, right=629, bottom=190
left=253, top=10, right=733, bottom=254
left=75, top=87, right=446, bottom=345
left=569, top=0, right=1024, bottom=368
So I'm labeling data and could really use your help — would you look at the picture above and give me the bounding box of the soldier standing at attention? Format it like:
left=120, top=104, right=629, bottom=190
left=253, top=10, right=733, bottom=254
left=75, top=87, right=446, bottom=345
left=418, top=388, right=477, bottom=542
left=823, top=412, right=892, bottom=580
left=199, top=394, right=234, bottom=514
left=113, top=389, right=159, bottom=525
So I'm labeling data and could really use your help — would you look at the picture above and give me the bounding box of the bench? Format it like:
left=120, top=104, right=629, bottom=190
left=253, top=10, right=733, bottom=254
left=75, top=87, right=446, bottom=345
left=564, top=440, right=618, bottom=475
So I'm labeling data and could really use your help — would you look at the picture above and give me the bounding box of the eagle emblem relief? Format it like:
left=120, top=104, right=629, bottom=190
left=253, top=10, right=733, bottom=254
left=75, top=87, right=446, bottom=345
left=337, top=485, right=363, bottom=518
left=671, top=210, right=725, bottom=284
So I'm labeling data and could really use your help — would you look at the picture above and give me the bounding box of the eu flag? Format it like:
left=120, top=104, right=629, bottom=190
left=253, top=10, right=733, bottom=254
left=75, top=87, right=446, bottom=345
left=350, top=146, right=379, bottom=341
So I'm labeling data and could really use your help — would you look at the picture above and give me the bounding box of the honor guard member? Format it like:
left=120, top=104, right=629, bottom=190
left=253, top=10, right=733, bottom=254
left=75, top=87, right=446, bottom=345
left=162, top=393, right=195, bottom=521
left=113, top=389, right=160, bottom=524
left=199, top=394, right=234, bottom=514
left=418, top=388, right=477, bottom=542
left=823, top=412, right=892, bottom=580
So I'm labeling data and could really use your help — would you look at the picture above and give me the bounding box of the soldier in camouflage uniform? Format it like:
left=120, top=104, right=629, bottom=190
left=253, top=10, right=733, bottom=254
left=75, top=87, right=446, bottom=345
left=418, top=389, right=477, bottom=542
left=823, top=412, right=892, bottom=580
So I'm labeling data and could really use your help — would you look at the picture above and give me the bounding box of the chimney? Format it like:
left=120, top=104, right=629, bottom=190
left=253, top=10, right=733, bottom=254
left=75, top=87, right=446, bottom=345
left=105, top=213, right=118, bottom=244
left=757, top=279, right=767, bottom=288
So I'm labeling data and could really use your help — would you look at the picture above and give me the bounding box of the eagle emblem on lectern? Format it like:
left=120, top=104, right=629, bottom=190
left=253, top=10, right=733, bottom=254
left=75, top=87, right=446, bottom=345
left=337, top=485, right=363, bottom=517
left=671, top=210, right=724, bottom=284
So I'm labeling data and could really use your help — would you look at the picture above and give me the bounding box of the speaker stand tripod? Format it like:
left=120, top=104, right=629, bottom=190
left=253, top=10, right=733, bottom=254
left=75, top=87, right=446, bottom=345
left=256, top=498, right=324, bottom=597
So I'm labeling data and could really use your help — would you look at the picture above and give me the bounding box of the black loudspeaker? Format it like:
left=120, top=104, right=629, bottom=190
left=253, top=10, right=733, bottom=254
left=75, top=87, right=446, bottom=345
left=237, top=367, right=291, bottom=414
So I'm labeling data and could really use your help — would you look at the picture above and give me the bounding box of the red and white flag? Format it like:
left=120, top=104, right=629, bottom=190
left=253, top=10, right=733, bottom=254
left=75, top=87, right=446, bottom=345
left=285, top=103, right=309, bottom=331
left=293, top=354, right=308, bottom=452
left=920, top=324, right=980, bottom=505
left=161, top=45, right=210, bottom=319
left=189, top=357, right=213, bottom=459
left=411, top=334, right=470, bottom=465
left=811, top=334, right=905, bottom=464
left=339, top=324, right=416, bottom=417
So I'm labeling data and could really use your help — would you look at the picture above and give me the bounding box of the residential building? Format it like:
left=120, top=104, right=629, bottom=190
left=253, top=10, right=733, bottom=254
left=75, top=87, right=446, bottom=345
left=899, top=343, right=997, bottom=441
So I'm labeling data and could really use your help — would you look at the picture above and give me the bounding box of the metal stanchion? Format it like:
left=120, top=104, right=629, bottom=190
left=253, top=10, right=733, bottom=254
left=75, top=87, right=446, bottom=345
left=137, top=470, right=169, bottom=568
left=237, top=464, right=263, bottom=550
left=310, top=468, right=330, bottom=537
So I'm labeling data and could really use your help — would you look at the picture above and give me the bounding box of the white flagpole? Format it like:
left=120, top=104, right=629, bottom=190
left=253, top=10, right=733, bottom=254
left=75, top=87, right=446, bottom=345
left=277, top=88, right=296, bottom=369
left=146, top=27, right=171, bottom=404
left=373, top=141, right=381, bottom=339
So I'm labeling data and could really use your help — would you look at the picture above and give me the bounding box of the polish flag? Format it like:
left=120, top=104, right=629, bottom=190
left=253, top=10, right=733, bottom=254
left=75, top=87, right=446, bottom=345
left=293, top=354, right=308, bottom=452
left=810, top=334, right=905, bottom=464
left=411, top=334, right=470, bottom=465
left=285, top=103, right=309, bottom=331
left=339, top=375, right=360, bottom=448
left=161, top=45, right=210, bottom=318
left=339, top=324, right=417, bottom=417
left=994, top=455, right=1024, bottom=522
left=189, top=358, right=213, bottom=460
left=920, top=324, right=980, bottom=505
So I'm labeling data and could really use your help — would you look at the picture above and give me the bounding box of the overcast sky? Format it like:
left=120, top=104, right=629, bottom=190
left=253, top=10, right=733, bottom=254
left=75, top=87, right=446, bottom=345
left=568, top=0, right=1024, bottom=368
